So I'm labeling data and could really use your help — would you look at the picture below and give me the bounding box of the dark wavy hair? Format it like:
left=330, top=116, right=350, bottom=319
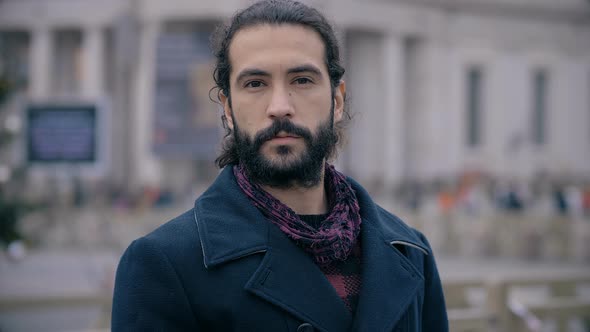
left=211, top=0, right=350, bottom=168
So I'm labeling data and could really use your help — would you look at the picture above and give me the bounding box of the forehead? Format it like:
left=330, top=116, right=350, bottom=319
left=228, top=24, right=327, bottom=77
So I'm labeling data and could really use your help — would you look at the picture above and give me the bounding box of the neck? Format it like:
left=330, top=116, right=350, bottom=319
left=261, top=169, right=328, bottom=215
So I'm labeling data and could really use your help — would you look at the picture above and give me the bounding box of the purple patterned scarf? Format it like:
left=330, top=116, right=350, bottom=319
left=233, top=163, right=362, bottom=265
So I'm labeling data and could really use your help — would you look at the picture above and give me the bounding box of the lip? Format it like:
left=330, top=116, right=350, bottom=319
left=269, top=136, right=300, bottom=143
left=268, top=133, right=300, bottom=143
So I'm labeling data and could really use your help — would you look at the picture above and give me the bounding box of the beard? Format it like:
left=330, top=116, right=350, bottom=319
left=232, top=111, right=337, bottom=189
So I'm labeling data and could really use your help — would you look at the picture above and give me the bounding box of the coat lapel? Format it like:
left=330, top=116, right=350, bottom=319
left=351, top=221, right=424, bottom=332
left=347, top=176, right=429, bottom=332
left=245, top=224, right=353, bottom=332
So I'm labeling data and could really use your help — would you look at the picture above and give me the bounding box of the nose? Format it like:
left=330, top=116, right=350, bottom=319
left=266, top=85, right=293, bottom=119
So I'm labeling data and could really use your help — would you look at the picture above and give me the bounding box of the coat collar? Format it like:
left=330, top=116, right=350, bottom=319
left=194, top=166, right=269, bottom=268
left=194, top=166, right=429, bottom=268
left=194, top=166, right=430, bottom=331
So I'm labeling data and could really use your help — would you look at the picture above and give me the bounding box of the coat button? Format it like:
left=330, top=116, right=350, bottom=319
left=297, top=323, right=315, bottom=332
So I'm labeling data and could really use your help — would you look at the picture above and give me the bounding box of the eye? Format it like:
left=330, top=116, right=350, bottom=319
left=293, top=77, right=312, bottom=85
left=245, top=80, right=265, bottom=88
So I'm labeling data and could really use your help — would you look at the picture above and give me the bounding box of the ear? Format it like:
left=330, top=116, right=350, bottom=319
left=333, top=80, right=346, bottom=122
left=219, top=91, right=234, bottom=130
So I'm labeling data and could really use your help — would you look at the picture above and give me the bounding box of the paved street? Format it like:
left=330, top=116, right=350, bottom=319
left=1, top=249, right=589, bottom=331
left=0, top=250, right=117, bottom=332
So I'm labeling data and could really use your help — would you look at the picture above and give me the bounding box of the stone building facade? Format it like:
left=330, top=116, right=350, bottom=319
left=0, top=0, right=589, bottom=193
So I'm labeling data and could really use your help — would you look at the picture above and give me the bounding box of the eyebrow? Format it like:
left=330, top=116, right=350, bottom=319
left=234, top=64, right=324, bottom=84
left=287, top=64, right=323, bottom=77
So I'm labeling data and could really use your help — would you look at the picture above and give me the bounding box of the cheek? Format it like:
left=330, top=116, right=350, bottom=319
left=231, top=107, right=256, bottom=133
left=232, top=96, right=266, bottom=124
left=298, top=95, right=332, bottom=123
left=236, top=118, right=268, bottom=143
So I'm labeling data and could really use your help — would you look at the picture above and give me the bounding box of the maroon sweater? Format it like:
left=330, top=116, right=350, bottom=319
left=299, top=214, right=362, bottom=313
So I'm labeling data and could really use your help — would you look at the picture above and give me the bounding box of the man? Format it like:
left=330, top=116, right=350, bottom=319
left=112, top=0, right=448, bottom=331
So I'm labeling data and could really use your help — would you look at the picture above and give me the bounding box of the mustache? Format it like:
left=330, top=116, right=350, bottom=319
left=252, top=119, right=313, bottom=147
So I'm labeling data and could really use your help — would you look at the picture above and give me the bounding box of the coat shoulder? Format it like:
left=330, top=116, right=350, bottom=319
left=139, top=208, right=203, bottom=263
left=373, top=204, right=431, bottom=251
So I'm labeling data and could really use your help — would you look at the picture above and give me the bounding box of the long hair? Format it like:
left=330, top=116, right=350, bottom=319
left=210, top=0, right=350, bottom=168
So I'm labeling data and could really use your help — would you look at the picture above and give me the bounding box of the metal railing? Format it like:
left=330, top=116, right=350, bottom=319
left=1, top=273, right=588, bottom=331
left=445, top=274, right=590, bottom=332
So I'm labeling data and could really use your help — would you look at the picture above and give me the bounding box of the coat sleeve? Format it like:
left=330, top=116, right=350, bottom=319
left=111, top=237, right=198, bottom=331
left=417, top=231, right=449, bottom=331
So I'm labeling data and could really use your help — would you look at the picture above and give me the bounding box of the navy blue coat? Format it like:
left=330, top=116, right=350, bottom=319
left=112, top=167, right=448, bottom=331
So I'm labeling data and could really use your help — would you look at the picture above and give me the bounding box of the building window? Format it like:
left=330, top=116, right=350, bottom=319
left=466, top=67, right=483, bottom=147
left=0, top=31, right=31, bottom=92
left=532, top=69, right=548, bottom=145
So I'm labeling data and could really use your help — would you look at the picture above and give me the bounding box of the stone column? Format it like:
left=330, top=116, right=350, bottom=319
left=30, top=27, right=52, bottom=99
left=81, top=25, right=105, bottom=98
left=413, top=41, right=447, bottom=179
left=131, top=20, right=162, bottom=188
left=381, top=32, right=405, bottom=190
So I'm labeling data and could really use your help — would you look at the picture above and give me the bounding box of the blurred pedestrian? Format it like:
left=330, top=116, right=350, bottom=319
left=111, top=1, right=448, bottom=331
left=553, top=185, right=568, bottom=216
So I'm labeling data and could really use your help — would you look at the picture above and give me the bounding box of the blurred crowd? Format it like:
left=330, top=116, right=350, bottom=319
left=15, top=170, right=590, bottom=220
left=395, top=171, right=590, bottom=220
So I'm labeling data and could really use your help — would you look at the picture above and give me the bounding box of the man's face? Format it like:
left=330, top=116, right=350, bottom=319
left=221, top=24, right=346, bottom=187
